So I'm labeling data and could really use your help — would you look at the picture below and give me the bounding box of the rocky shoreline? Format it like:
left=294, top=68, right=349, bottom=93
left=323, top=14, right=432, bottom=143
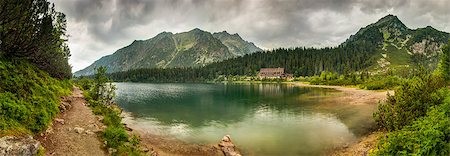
left=121, top=111, right=242, bottom=156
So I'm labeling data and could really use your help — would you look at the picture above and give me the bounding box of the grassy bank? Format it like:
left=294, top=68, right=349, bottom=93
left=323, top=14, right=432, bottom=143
left=76, top=69, right=144, bottom=155
left=0, top=60, right=72, bottom=136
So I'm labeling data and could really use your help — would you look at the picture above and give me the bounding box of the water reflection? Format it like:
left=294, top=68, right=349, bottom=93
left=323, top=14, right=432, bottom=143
left=115, top=83, right=375, bottom=155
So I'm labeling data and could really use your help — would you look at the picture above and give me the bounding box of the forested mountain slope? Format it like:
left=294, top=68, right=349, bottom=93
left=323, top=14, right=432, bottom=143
left=106, top=15, right=450, bottom=82
left=74, top=29, right=262, bottom=76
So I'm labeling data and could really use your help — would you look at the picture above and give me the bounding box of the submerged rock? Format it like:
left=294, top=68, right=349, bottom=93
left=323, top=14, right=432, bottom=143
left=0, top=136, right=40, bottom=156
left=218, top=135, right=241, bottom=156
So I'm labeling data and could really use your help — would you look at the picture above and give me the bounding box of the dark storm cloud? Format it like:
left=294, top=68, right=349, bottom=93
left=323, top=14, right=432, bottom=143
left=49, top=0, right=450, bottom=71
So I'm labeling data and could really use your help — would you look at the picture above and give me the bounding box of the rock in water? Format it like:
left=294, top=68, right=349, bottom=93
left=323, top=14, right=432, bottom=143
left=0, top=136, right=40, bottom=156
left=218, top=135, right=241, bottom=156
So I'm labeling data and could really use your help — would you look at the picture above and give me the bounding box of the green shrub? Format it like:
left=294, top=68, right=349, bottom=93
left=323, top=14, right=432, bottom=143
left=372, top=96, right=450, bottom=155
left=373, top=74, right=446, bottom=131
left=103, top=126, right=128, bottom=148
left=130, top=134, right=141, bottom=147
left=103, top=110, right=121, bottom=127
left=360, top=76, right=402, bottom=90
left=75, top=78, right=94, bottom=91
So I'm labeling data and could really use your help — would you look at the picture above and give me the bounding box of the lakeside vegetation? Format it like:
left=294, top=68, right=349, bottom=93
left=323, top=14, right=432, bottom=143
left=102, top=68, right=407, bottom=90
left=76, top=67, right=143, bottom=155
left=371, top=41, right=450, bottom=155
left=0, top=0, right=72, bottom=136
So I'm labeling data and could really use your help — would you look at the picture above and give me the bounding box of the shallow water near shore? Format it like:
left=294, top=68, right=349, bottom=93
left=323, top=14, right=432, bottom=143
left=115, top=82, right=377, bottom=155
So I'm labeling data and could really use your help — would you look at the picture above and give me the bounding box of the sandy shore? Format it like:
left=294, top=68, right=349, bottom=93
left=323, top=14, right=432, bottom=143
left=122, top=82, right=391, bottom=156
left=290, top=82, right=392, bottom=105
left=289, top=82, right=391, bottom=155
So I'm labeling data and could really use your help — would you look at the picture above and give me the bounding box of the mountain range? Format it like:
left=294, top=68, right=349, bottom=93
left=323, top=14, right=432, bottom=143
left=74, top=29, right=262, bottom=76
left=75, top=15, right=449, bottom=77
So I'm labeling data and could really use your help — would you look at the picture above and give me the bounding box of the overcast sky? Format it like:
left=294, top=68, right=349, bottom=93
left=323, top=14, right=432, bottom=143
left=49, top=0, right=450, bottom=72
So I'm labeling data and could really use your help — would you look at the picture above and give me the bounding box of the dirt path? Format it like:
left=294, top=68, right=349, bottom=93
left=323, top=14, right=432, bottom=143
left=37, top=87, right=106, bottom=156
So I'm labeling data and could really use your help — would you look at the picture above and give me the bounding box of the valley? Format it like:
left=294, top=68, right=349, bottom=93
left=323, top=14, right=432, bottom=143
left=2, top=0, right=450, bottom=155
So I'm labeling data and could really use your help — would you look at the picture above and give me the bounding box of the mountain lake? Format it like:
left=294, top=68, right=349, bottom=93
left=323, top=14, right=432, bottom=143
left=114, top=82, right=377, bottom=155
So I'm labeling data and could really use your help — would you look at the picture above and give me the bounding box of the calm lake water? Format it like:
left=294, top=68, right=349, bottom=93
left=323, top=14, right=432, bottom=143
left=115, top=83, right=376, bottom=156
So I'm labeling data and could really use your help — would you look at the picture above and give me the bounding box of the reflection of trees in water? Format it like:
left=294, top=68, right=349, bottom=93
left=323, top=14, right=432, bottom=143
left=115, top=83, right=341, bottom=128
left=223, top=83, right=305, bottom=97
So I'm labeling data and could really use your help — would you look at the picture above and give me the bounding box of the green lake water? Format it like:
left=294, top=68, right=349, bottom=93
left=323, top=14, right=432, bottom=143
left=115, top=83, right=377, bottom=156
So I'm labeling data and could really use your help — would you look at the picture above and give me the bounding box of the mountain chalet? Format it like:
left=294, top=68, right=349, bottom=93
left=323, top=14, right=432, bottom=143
left=257, top=68, right=293, bottom=79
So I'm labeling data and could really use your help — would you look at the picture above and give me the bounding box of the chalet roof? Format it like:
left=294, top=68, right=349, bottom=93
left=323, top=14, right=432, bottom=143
left=260, top=68, right=284, bottom=72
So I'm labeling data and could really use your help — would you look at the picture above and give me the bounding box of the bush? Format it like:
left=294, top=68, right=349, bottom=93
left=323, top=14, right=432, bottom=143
left=372, top=96, right=450, bottom=155
left=309, top=71, right=364, bottom=86
left=75, top=78, right=94, bottom=91
left=360, top=76, right=402, bottom=90
left=373, top=74, right=446, bottom=131
left=103, top=110, right=121, bottom=127
left=103, top=126, right=128, bottom=148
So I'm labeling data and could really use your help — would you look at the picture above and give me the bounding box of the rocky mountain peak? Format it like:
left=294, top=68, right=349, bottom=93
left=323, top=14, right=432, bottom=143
left=373, top=14, right=407, bottom=30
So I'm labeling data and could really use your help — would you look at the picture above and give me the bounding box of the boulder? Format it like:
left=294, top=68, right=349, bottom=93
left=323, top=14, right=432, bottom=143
left=0, top=136, right=40, bottom=156
left=218, top=135, right=241, bottom=156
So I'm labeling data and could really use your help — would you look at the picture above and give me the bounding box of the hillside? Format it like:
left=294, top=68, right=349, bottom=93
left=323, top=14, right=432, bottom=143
left=106, top=15, right=450, bottom=82
left=74, top=29, right=262, bottom=76
left=1, top=0, right=74, bottom=133
left=344, top=15, right=449, bottom=72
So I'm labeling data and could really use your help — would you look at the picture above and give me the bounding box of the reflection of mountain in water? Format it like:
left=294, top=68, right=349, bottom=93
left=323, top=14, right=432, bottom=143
left=115, top=83, right=378, bottom=155
left=115, top=83, right=333, bottom=127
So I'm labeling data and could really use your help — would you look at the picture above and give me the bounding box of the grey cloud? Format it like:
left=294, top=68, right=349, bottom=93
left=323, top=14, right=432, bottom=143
left=50, top=0, right=450, bottom=71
